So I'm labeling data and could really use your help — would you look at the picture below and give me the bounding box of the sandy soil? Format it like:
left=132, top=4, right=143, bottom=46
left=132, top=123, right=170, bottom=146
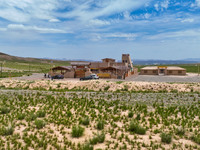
left=0, top=77, right=199, bottom=92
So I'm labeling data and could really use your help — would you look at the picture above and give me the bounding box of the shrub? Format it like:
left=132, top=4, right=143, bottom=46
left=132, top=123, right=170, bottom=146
left=128, top=111, right=133, bottom=118
left=136, top=114, right=141, bottom=120
left=0, top=106, right=10, bottom=114
left=90, top=132, right=105, bottom=145
left=36, top=110, right=46, bottom=118
left=72, top=125, right=84, bottom=138
left=129, top=121, right=146, bottom=135
left=160, top=133, right=172, bottom=144
left=82, top=143, right=93, bottom=150
left=81, top=117, right=90, bottom=126
left=27, top=112, right=37, bottom=121
left=104, top=86, right=110, bottom=91
left=97, top=120, right=104, bottom=130
left=0, top=124, right=14, bottom=136
left=175, top=127, right=185, bottom=136
left=35, top=119, right=46, bottom=129
left=191, top=134, right=200, bottom=144
left=96, top=132, right=105, bottom=143
left=17, top=113, right=25, bottom=120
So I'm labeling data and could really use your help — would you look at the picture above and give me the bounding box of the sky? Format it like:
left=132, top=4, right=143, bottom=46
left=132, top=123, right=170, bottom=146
left=0, top=0, right=200, bottom=61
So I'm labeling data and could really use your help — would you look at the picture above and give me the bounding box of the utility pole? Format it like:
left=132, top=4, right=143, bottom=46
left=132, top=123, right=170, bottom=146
left=0, top=63, right=2, bottom=78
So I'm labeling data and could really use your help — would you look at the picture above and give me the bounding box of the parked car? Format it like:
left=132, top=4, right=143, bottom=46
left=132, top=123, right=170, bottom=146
left=51, top=75, right=64, bottom=79
left=80, top=74, right=99, bottom=81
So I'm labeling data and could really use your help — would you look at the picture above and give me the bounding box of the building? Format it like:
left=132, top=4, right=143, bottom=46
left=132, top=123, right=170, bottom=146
left=90, top=54, right=137, bottom=79
left=140, top=66, right=186, bottom=75
left=50, top=54, right=138, bottom=79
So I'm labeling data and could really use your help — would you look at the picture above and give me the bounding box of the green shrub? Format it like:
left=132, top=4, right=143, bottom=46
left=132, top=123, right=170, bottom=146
left=17, top=113, right=25, bottom=120
left=128, top=111, right=133, bottom=118
left=90, top=132, right=105, bottom=145
left=175, top=127, right=185, bottom=136
left=0, top=124, right=14, bottom=136
left=82, top=143, right=93, bottom=150
left=36, top=110, right=46, bottom=118
left=0, top=106, right=10, bottom=114
left=191, top=134, right=200, bottom=144
left=136, top=114, right=141, bottom=120
left=35, top=119, right=46, bottom=129
left=129, top=121, right=146, bottom=135
left=72, top=125, right=84, bottom=138
left=104, top=86, right=110, bottom=91
left=160, top=133, right=172, bottom=144
left=97, top=120, right=104, bottom=130
left=27, top=113, right=37, bottom=121
left=81, top=117, right=90, bottom=126
left=96, top=132, right=105, bottom=143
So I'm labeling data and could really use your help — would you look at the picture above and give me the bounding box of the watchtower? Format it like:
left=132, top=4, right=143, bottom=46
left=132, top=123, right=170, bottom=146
left=122, top=54, right=133, bottom=69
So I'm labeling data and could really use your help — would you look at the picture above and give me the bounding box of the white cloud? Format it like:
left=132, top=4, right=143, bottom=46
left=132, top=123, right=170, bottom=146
left=7, top=24, right=68, bottom=33
left=161, top=0, right=170, bottom=9
left=105, top=33, right=138, bottom=40
left=89, top=19, right=110, bottom=26
left=49, top=19, right=60, bottom=23
left=0, top=0, right=62, bottom=22
left=181, top=18, right=194, bottom=23
left=196, top=0, right=200, bottom=7
left=0, top=28, right=7, bottom=31
left=191, top=0, right=200, bottom=8
left=147, top=29, right=200, bottom=40
left=154, top=3, right=159, bottom=11
left=64, top=0, right=151, bottom=21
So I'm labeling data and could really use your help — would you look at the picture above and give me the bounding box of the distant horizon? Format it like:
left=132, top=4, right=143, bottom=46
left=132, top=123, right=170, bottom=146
left=0, top=0, right=200, bottom=60
left=2, top=51, right=200, bottom=62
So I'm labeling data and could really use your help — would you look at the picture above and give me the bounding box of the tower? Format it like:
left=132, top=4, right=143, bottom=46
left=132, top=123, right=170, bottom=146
left=122, top=54, right=133, bottom=69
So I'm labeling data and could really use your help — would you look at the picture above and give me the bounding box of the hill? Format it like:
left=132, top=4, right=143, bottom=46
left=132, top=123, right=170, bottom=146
left=0, top=52, right=70, bottom=78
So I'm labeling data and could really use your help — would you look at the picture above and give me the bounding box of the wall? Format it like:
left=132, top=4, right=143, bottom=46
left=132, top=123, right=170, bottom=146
left=166, top=70, right=186, bottom=75
left=140, top=70, right=158, bottom=75
left=64, top=71, right=74, bottom=78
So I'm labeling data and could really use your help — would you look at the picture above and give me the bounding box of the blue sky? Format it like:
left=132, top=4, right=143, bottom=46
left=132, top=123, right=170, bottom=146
left=0, top=0, right=200, bottom=60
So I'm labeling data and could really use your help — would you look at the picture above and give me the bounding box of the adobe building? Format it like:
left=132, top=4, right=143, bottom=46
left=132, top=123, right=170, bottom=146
left=140, top=66, right=186, bottom=75
left=90, top=54, right=137, bottom=79
left=50, top=54, right=138, bottom=79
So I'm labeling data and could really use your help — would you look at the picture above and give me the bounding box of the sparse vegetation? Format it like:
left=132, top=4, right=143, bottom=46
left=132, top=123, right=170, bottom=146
left=160, top=133, right=172, bottom=144
left=0, top=88, right=199, bottom=149
left=72, top=125, right=85, bottom=138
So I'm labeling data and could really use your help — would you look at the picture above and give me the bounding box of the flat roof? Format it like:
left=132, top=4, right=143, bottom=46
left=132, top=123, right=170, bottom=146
left=52, top=66, right=72, bottom=70
left=102, top=58, right=115, bottom=61
left=141, top=66, right=186, bottom=71
left=70, top=62, right=91, bottom=66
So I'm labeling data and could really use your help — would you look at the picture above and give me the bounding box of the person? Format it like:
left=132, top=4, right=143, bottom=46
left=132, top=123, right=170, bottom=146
left=44, top=73, right=46, bottom=78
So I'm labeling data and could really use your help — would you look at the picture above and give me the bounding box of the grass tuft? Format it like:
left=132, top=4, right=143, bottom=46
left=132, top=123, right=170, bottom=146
left=72, top=125, right=84, bottom=138
left=160, top=132, right=172, bottom=144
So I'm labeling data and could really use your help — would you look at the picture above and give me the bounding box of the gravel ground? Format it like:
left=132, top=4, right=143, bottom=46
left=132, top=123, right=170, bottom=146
left=13, top=73, right=200, bottom=83
left=126, top=73, right=200, bottom=83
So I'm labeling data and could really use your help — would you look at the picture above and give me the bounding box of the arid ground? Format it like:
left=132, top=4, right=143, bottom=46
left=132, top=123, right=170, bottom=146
left=0, top=76, right=200, bottom=150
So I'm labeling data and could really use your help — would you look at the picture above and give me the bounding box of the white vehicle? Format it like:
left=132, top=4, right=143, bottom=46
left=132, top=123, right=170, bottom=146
left=80, top=74, right=99, bottom=80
